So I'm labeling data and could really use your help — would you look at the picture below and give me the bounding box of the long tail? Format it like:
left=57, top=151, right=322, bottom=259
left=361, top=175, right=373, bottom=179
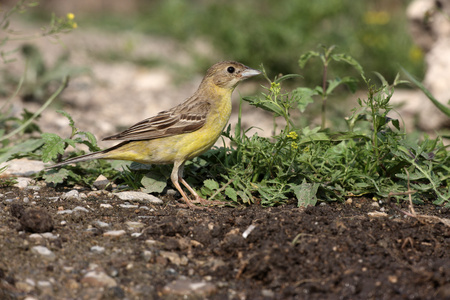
left=45, top=150, right=106, bottom=169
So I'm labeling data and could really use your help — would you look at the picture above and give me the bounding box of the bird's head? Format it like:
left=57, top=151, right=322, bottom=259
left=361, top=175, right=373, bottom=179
left=204, top=61, right=261, bottom=90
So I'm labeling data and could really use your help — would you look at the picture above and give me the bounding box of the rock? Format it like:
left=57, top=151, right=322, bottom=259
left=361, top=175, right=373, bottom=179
left=100, top=203, right=113, bottom=208
left=159, top=251, right=188, bottom=266
left=31, top=246, right=56, bottom=261
left=90, top=246, right=105, bottom=253
left=14, top=177, right=35, bottom=189
left=103, top=230, right=126, bottom=237
left=113, top=191, right=163, bottom=204
left=93, top=175, right=111, bottom=190
left=0, top=159, right=44, bottom=176
left=119, top=203, right=139, bottom=209
left=93, top=220, right=110, bottom=228
left=162, top=277, right=217, bottom=297
left=368, top=211, right=388, bottom=218
left=125, top=221, right=145, bottom=230
left=73, top=206, right=89, bottom=213
left=37, top=280, right=53, bottom=293
left=61, top=190, right=80, bottom=201
left=81, top=271, right=117, bottom=287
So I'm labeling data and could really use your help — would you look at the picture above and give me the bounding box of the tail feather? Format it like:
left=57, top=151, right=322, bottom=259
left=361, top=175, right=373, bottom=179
left=45, top=151, right=105, bottom=169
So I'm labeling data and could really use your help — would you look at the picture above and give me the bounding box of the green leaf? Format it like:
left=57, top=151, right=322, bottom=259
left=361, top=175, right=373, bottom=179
left=41, top=133, right=65, bottom=162
left=141, top=172, right=168, bottom=194
left=274, top=74, right=302, bottom=84
left=326, top=76, right=359, bottom=95
left=56, top=110, right=75, bottom=129
left=298, top=51, right=319, bottom=69
left=225, top=186, right=238, bottom=202
left=331, top=53, right=364, bottom=75
left=203, top=179, right=219, bottom=190
left=292, top=87, right=318, bottom=112
left=0, top=139, right=45, bottom=163
left=43, top=168, right=70, bottom=184
left=292, top=179, right=319, bottom=207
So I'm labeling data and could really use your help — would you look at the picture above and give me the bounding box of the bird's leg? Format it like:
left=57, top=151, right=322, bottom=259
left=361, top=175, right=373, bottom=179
left=178, top=164, right=225, bottom=207
left=171, top=161, right=204, bottom=209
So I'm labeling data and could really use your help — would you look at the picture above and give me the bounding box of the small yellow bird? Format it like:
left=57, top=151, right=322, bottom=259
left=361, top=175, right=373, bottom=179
left=48, top=61, right=261, bottom=209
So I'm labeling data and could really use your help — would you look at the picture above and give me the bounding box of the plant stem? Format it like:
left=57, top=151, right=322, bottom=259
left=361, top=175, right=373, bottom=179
left=0, top=76, right=69, bottom=142
left=321, top=62, right=328, bottom=128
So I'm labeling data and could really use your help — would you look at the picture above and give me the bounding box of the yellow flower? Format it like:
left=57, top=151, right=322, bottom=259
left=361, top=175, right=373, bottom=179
left=72, top=22, right=78, bottom=29
left=67, top=13, right=75, bottom=20
left=270, top=82, right=281, bottom=94
left=291, top=142, right=298, bottom=150
left=287, top=131, right=298, bottom=140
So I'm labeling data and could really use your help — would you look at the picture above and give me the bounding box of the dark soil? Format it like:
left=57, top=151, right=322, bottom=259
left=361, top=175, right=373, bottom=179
left=1, top=185, right=450, bottom=299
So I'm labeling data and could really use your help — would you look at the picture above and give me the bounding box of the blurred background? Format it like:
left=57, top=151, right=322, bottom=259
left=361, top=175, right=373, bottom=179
left=2, top=0, right=448, bottom=145
left=34, top=0, right=425, bottom=83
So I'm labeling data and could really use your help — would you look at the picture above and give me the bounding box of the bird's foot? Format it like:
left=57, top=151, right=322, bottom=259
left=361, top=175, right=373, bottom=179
left=176, top=196, right=225, bottom=210
left=191, top=196, right=226, bottom=207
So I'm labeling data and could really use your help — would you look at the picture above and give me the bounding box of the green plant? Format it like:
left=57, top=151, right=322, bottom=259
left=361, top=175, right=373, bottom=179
left=40, top=111, right=120, bottom=186
left=197, top=48, right=449, bottom=207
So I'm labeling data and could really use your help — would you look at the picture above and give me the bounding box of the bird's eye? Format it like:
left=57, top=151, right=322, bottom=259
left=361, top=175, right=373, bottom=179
left=227, top=66, right=235, bottom=73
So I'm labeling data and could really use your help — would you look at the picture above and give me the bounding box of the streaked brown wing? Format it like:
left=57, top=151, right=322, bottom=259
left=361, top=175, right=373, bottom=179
left=103, top=100, right=210, bottom=141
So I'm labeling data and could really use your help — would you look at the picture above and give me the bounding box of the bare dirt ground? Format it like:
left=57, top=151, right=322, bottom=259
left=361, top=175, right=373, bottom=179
left=1, top=185, right=449, bottom=299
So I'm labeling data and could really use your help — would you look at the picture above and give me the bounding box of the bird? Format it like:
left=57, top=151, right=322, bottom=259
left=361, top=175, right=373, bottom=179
left=47, top=61, right=261, bottom=209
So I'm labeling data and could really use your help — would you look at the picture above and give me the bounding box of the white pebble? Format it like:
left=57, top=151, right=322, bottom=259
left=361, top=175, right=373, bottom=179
left=31, top=246, right=55, bottom=261
left=73, top=206, right=89, bottom=212
left=103, top=230, right=126, bottom=237
left=90, top=246, right=105, bottom=253
left=113, top=191, right=163, bottom=204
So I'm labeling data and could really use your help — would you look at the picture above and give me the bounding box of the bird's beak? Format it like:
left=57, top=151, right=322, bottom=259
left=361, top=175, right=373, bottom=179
left=241, top=67, right=261, bottom=78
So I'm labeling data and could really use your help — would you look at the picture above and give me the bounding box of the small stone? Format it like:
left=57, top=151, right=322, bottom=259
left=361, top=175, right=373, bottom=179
left=61, top=190, right=80, bottom=201
left=14, top=177, right=34, bottom=189
left=371, top=202, right=380, bottom=208
left=119, top=204, right=139, bottom=209
left=262, top=289, right=275, bottom=298
left=160, top=251, right=188, bottom=266
left=93, top=175, right=110, bottom=190
left=93, top=220, right=110, bottom=228
left=73, top=206, right=89, bottom=212
left=29, top=233, right=44, bottom=241
left=368, top=211, right=388, bottom=218
left=37, top=280, right=53, bottom=293
left=41, top=232, right=58, bottom=240
left=388, top=275, right=398, bottom=284
left=125, top=221, right=145, bottom=230
left=31, top=246, right=56, bottom=261
left=16, top=280, right=35, bottom=293
left=345, top=198, right=353, bottom=204
left=100, top=203, right=113, bottom=208
left=113, top=191, right=163, bottom=204
left=104, top=230, right=126, bottom=237
left=57, top=209, right=73, bottom=215
left=90, top=245, right=105, bottom=253
left=162, top=278, right=217, bottom=297
left=81, top=271, right=117, bottom=287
